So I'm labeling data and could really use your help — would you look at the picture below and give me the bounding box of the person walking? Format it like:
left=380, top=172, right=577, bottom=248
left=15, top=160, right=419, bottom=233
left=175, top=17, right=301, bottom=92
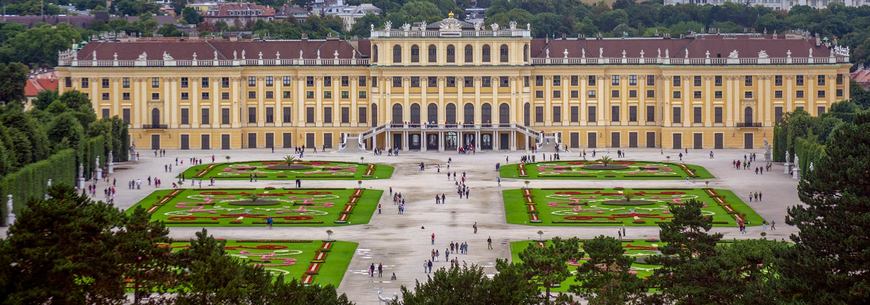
left=487, top=236, right=493, bottom=250
left=369, top=263, right=375, bottom=277
left=377, top=263, right=383, bottom=278
left=431, top=233, right=435, bottom=245
left=473, top=222, right=478, bottom=234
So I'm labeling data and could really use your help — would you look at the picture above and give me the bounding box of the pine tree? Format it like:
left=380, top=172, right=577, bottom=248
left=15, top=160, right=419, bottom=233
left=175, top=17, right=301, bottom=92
left=782, top=112, right=870, bottom=304
left=518, top=237, right=584, bottom=304
left=571, top=235, right=646, bottom=305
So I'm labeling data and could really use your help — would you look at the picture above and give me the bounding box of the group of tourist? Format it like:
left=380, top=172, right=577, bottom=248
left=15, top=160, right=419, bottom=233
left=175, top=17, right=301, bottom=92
left=748, top=191, right=764, bottom=202
left=389, top=188, right=407, bottom=214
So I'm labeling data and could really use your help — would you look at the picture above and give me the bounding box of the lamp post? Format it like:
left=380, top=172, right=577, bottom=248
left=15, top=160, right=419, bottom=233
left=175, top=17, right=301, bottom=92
left=537, top=230, right=544, bottom=242
left=326, top=229, right=334, bottom=242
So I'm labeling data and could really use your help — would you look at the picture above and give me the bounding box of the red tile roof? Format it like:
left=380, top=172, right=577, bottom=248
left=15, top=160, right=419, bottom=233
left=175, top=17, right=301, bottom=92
left=24, top=77, right=58, bottom=97
left=530, top=35, right=831, bottom=59
left=76, top=38, right=367, bottom=60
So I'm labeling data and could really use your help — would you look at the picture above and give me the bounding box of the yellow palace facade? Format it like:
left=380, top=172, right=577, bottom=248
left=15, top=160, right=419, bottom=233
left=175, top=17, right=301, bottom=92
left=56, top=16, right=851, bottom=151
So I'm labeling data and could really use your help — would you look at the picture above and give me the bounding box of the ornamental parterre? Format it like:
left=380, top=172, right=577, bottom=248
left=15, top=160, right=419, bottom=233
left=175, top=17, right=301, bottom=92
left=500, top=160, right=713, bottom=180
left=180, top=160, right=394, bottom=180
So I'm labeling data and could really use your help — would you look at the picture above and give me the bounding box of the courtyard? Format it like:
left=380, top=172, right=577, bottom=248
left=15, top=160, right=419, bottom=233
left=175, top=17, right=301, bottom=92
left=17, top=148, right=797, bottom=305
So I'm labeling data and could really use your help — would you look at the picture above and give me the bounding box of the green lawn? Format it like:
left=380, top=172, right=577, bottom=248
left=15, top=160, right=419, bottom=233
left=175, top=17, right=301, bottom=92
left=169, top=240, right=356, bottom=287
left=130, top=188, right=382, bottom=226
left=510, top=239, right=662, bottom=292
left=503, top=188, right=763, bottom=227
left=180, top=160, right=394, bottom=180
left=500, top=160, right=713, bottom=180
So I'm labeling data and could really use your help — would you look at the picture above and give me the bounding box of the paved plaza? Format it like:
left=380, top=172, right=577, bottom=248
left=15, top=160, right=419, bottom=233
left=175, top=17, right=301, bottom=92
left=2, top=148, right=799, bottom=304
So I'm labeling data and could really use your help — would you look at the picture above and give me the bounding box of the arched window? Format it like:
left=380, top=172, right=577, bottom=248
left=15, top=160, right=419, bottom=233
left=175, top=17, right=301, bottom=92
left=446, top=103, right=457, bottom=124
left=410, top=45, right=420, bottom=63
left=371, top=103, right=378, bottom=127
left=151, top=108, right=160, bottom=126
left=482, top=45, right=491, bottom=62
left=481, top=103, right=492, bottom=124
left=392, top=103, right=403, bottom=123
left=410, top=103, right=421, bottom=124
left=428, top=45, right=437, bottom=63
left=500, top=44, right=509, bottom=63
left=463, top=103, right=475, bottom=124
left=372, top=45, right=378, bottom=63
left=392, top=45, right=402, bottom=63
left=427, top=103, right=438, bottom=123
left=523, top=44, right=529, bottom=62
left=499, top=103, right=510, bottom=124
left=446, top=45, right=455, bottom=63
left=744, top=107, right=754, bottom=124
left=523, top=102, right=530, bottom=126
left=464, top=45, right=473, bottom=63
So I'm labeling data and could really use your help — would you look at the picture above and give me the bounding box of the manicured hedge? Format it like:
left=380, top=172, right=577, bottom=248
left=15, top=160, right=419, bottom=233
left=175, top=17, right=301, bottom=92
left=81, top=135, right=106, bottom=180
left=1, top=149, right=76, bottom=225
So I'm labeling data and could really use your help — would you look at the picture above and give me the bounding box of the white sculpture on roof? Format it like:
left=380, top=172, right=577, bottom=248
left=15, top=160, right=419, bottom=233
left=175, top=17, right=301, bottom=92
left=640, top=49, right=644, bottom=58
left=758, top=50, right=768, bottom=59
left=113, top=52, right=118, bottom=61
left=192, top=52, right=197, bottom=60
left=665, top=49, right=669, bottom=58
left=808, top=48, right=813, bottom=58
left=241, top=50, right=246, bottom=60
left=316, top=49, right=321, bottom=59
left=622, top=49, right=626, bottom=58
left=92, top=50, right=97, bottom=60
left=491, top=23, right=499, bottom=32
left=599, top=47, right=603, bottom=58
left=334, top=50, right=339, bottom=59
left=162, top=51, right=173, bottom=61
left=214, top=50, right=218, bottom=60
left=705, top=50, right=710, bottom=59
left=258, top=51, right=263, bottom=60
left=384, top=21, right=392, bottom=31
left=728, top=50, right=739, bottom=59
left=509, top=21, right=517, bottom=30
left=581, top=48, right=586, bottom=58
left=137, top=52, right=147, bottom=61
left=402, top=23, right=410, bottom=32
left=657, top=48, right=661, bottom=58
left=684, top=49, right=688, bottom=58
left=233, top=50, right=237, bottom=60
left=787, top=49, right=792, bottom=58
left=299, top=49, right=303, bottom=59
left=563, top=49, right=568, bottom=58
left=473, top=21, right=482, bottom=31
left=545, top=48, right=550, bottom=58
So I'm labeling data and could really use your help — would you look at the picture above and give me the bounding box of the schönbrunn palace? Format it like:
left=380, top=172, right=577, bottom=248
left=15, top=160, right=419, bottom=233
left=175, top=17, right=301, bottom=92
left=56, top=15, right=851, bottom=152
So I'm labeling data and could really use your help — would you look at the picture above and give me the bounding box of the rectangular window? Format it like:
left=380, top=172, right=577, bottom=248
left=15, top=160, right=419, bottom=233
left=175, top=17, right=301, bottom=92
left=646, top=90, right=655, bottom=98
left=323, top=107, right=333, bottom=123
left=714, top=76, right=722, bottom=86
left=306, top=107, right=315, bottom=123
left=306, top=91, right=314, bottom=99
left=359, top=91, right=367, bottom=98
left=102, top=78, right=110, bottom=88
left=181, top=108, right=190, bottom=125
left=588, top=90, right=597, bottom=98
left=283, top=91, right=291, bottom=99
left=265, top=107, right=274, bottom=123
left=714, top=107, right=723, bottom=124
left=248, top=91, right=256, bottom=99
left=571, top=75, right=579, bottom=86
left=324, top=77, right=333, bottom=86
left=694, top=76, right=702, bottom=86
left=588, top=75, right=596, bottom=86
left=340, top=76, right=349, bottom=87
left=647, top=75, right=655, bottom=86
left=151, top=93, right=159, bottom=100
left=221, top=108, right=230, bottom=125
left=611, top=105, right=620, bottom=122
left=715, top=91, right=722, bottom=99
left=282, top=107, right=292, bottom=123
left=464, top=77, right=473, bottom=87
left=101, top=108, right=110, bottom=119
left=796, top=75, right=804, bottom=86
left=180, top=92, right=188, bottom=100
left=672, top=76, right=681, bottom=87
left=775, top=90, right=783, bottom=99
left=744, top=76, right=753, bottom=86
left=181, top=77, right=189, bottom=88
left=221, top=77, right=230, bottom=88
left=283, top=76, right=292, bottom=86
left=65, top=77, right=72, bottom=88
left=535, top=106, right=544, bottom=123
left=411, top=77, right=421, bottom=88
left=552, top=106, right=561, bottom=122
left=744, top=91, right=753, bottom=99
left=151, top=77, right=159, bottom=88
left=818, top=106, right=826, bottom=115
left=693, top=91, right=701, bottom=99
left=500, top=76, right=510, bottom=87
left=611, top=90, right=620, bottom=98
left=817, top=90, right=825, bottom=98
left=571, top=90, right=579, bottom=98
left=629, top=75, right=637, bottom=86
left=553, top=75, right=561, bottom=86
left=428, top=77, right=438, bottom=87
left=535, top=91, right=544, bottom=99
left=672, top=91, right=681, bottom=99
left=248, top=107, right=256, bottom=123
left=122, top=108, right=131, bottom=124
left=102, top=93, right=110, bottom=100
left=341, top=91, right=349, bottom=99
left=774, top=106, right=783, bottom=123
left=447, top=77, right=456, bottom=87
left=587, top=106, right=597, bottom=123
left=693, top=107, right=702, bottom=124
left=393, top=77, right=402, bottom=87
left=837, top=89, right=843, bottom=97
left=837, top=74, right=844, bottom=85
left=221, top=92, right=230, bottom=100
left=341, top=107, right=350, bottom=123
left=570, top=106, right=579, bottom=122
left=672, top=107, right=682, bottom=123
left=629, top=105, right=637, bottom=122
left=775, top=75, right=783, bottom=86
left=611, top=75, right=620, bottom=86
left=535, top=76, right=544, bottom=86
left=371, top=77, right=377, bottom=87
left=646, top=105, right=655, bottom=122
left=629, top=90, right=637, bottom=98
left=796, top=90, right=805, bottom=98
left=201, top=77, right=209, bottom=88
left=817, top=75, right=825, bottom=86
left=248, top=76, right=256, bottom=86
left=122, top=77, right=130, bottom=88
left=482, top=77, right=491, bottom=88
left=358, top=107, right=367, bottom=124
left=81, top=78, right=89, bottom=88
left=202, top=92, right=210, bottom=100
left=553, top=90, right=561, bottom=98
left=306, top=76, right=314, bottom=87
left=265, top=76, right=273, bottom=87
left=266, top=91, right=274, bottom=99
left=201, top=108, right=210, bottom=125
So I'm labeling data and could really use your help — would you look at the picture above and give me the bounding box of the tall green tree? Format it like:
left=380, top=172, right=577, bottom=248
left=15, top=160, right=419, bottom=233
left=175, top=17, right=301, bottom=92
left=518, top=237, right=583, bottom=305
left=392, top=261, right=539, bottom=305
left=0, top=62, right=29, bottom=105
left=571, top=235, right=646, bottom=305
left=781, top=112, right=870, bottom=304
left=117, top=207, right=173, bottom=305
